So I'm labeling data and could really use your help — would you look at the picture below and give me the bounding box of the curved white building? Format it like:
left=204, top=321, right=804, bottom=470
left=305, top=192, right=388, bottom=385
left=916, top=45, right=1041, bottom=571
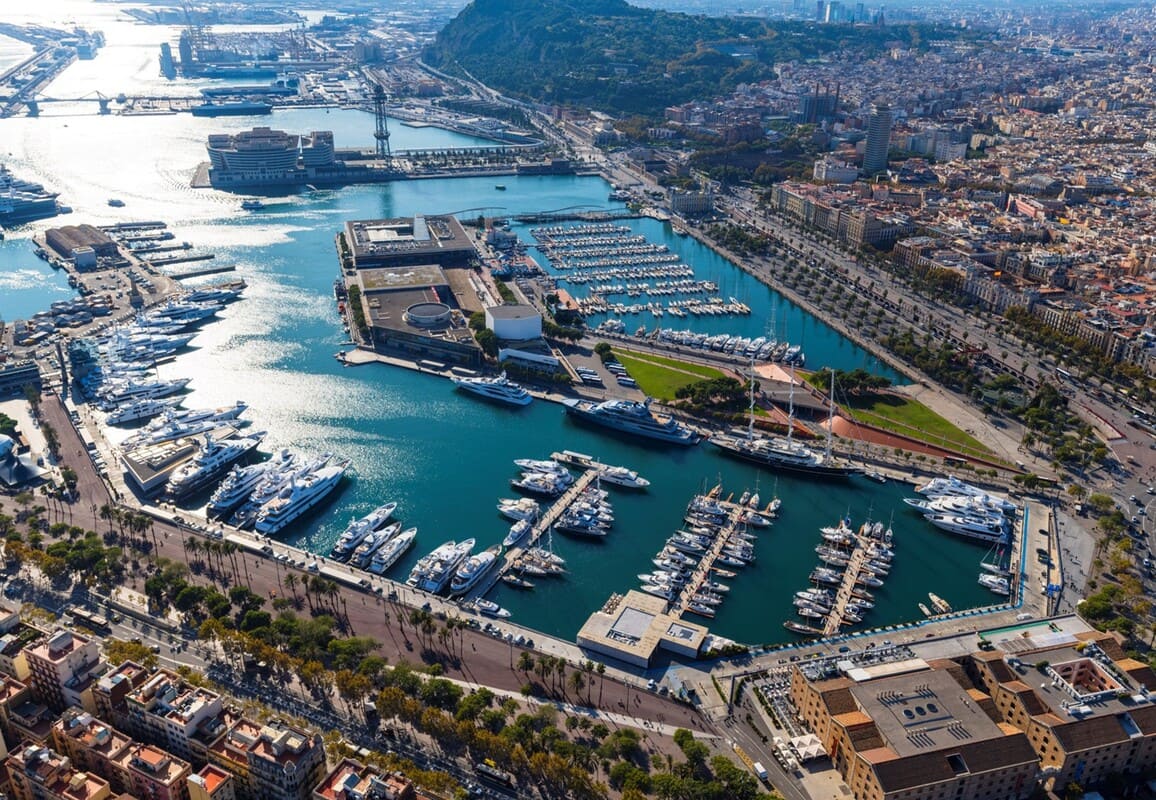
left=207, top=127, right=338, bottom=188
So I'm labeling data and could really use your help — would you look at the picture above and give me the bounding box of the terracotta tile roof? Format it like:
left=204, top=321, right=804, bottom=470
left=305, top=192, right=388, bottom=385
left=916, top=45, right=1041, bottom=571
left=868, top=734, right=1037, bottom=792
left=821, top=685, right=858, bottom=716
left=1051, top=715, right=1131, bottom=752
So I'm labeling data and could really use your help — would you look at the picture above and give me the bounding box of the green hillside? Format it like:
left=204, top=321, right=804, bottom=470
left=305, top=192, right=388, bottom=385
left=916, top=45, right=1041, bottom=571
left=425, top=0, right=959, bottom=116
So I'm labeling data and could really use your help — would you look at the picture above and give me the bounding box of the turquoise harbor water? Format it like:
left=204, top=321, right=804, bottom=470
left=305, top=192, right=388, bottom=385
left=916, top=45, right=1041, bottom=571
left=0, top=3, right=1001, bottom=645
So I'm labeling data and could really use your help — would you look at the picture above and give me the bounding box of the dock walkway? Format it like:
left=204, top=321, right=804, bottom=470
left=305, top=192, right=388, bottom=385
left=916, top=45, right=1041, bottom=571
left=823, top=539, right=870, bottom=636
left=466, top=469, right=600, bottom=600
left=514, top=469, right=598, bottom=556
left=669, top=500, right=746, bottom=619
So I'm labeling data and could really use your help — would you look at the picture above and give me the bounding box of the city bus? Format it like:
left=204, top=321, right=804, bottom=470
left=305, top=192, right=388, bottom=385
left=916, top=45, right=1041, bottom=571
left=69, top=607, right=110, bottom=631
left=1055, top=367, right=1073, bottom=382
left=474, top=760, right=516, bottom=790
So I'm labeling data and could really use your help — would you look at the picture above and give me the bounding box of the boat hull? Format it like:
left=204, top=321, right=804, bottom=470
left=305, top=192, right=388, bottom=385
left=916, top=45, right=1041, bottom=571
left=710, top=438, right=860, bottom=478
left=562, top=399, right=700, bottom=446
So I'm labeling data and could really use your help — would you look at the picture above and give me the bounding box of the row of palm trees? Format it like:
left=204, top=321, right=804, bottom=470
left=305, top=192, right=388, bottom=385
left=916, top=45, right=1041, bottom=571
left=516, top=651, right=609, bottom=707
left=177, top=535, right=350, bottom=622
left=99, top=503, right=161, bottom=554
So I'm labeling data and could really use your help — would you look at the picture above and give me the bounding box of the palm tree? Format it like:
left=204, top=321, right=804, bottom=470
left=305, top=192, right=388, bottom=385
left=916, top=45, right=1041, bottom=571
left=284, top=572, right=299, bottom=604
left=98, top=503, right=115, bottom=536
left=131, top=514, right=151, bottom=555
left=567, top=669, right=585, bottom=701
left=596, top=662, right=606, bottom=706
left=224, top=542, right=241, bottom=582
left=301, top=573, right=314, bottom=610
left=535, top=655, right=551, bottom=691
left=554, top=659, right=567, bottom=697
left=517, top=651, right=535, bottom=675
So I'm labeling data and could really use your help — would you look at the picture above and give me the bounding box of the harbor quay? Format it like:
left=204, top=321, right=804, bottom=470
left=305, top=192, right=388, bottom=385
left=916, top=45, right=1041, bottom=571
left=1, top=114, right=1072, bottom=800
left=6, top=222, right=219, bottom=353
left=188, top=123, right=556, bottom=192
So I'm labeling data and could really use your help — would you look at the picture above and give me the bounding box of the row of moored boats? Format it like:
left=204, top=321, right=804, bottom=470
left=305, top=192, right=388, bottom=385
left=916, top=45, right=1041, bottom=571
left=904, top=475, right=1018, bottom=546
left=785, top=517, right=896, bottom=637
left=329, top=502, right=417, bottom=577
left=79, top=284, right=353, bottom=536
left=641, top=489, right=777, bottom=620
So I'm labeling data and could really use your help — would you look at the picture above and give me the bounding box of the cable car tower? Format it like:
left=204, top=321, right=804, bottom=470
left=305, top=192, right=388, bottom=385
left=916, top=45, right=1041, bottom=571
left=372, top=84, right=391, bottom=164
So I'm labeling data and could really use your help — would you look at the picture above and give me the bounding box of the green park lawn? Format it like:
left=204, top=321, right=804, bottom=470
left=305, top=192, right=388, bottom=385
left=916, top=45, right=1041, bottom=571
left=612, top=350, right=726, bottom=402
left=846, top=392, right=992, bottom=457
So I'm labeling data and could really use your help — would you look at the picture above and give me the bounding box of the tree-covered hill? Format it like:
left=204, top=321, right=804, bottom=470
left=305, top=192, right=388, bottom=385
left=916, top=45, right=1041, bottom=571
left=424, top=0, right=959, bottom=116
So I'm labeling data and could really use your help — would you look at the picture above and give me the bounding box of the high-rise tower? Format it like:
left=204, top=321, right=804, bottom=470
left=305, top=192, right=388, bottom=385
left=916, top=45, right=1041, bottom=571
left=862, top=103, right=892, bottom=176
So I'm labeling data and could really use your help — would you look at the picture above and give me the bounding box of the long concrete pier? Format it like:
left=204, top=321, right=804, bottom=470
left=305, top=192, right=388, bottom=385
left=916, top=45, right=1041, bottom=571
left=458, top=468, right=602, bottom=602
left=512, top=468, right=599, bottom=557
left=668, top=497, right=752, bottom=621
left=823, top=540, right=871, bottom=636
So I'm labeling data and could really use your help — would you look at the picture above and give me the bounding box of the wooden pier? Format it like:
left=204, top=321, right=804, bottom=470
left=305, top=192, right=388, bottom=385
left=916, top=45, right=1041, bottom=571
left=667, top=498, right=748, bottom=619
left=513, top=468, right=599, bottom=556
left=822, top=538, right=870, bottom=636
left=463, top=468, right=601, bottom=601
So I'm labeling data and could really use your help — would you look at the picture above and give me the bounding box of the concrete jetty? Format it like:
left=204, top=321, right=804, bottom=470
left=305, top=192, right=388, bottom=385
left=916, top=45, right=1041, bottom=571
left=668, top=496, right=750, bottom=621
left=823, top=540, right=871, bottom=636
left=509, top=469, right=599, bottom=557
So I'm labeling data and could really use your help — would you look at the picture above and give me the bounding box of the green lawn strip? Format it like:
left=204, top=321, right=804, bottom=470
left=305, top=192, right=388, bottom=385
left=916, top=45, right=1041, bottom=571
left=611, top=348, right=727, bottom=379
left=612, top=352, right=722, bottom=401
left=846, top=394, right=992, bottom=456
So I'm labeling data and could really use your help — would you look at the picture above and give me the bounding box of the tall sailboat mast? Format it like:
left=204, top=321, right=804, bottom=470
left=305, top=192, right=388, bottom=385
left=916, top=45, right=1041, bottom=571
left=746, top=354, right=757, bottom=441
left=824, top=368, right=836, bottom=462
left=786, top=362, right=797, bottom=445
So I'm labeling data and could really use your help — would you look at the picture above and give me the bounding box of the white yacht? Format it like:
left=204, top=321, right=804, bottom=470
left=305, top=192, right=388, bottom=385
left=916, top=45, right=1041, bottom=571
left=639, top=582, right=676, bottom=601
left=165, top=432, right=265, bottom=501
left=597, top=464, right=651, bottom=489
left=97, top=377, right=191, bottom=409
left=229, top=452, right=329, bottom=529
left=122, top=402, right=249, bottom=450
left=331, top=502, right=398, bottom=561
left=368, top=527, right=417, bottom=576
left=450, top=545, right=501, bottom=595
left=451, top=372, right=532, bottom=406
left=510, top=471, right=569, bottom=497
left=497, top=497, right=540, bottom=521
left=503, top=518, right=533, bottom=548
left=905, top=493, right=1007, bottom=517
left=207, top=450, right=295, bottom=520
left=562, top=397, right=700, bottom=445
left=350, top=522, right=402, bottom=569
left=513, top=458, right=569, bottom=475
left=407, top=539, right=476, bottom=594
left=254, top=458, right=349, bottom=535
left=549, top=450, right=651, bottom=489
left=147, top=401, right=248, bottom=430
left=475, top=599, right=511, bottom=618
left=923, top=512, right=1009, bottom=545
left=978, top=572, right=1012, bottom=596
left=916, top=476, right=1017, bottom=512
left=106, top=397, right=181, bottom=426
left=144, top=300, right=221, bottom=326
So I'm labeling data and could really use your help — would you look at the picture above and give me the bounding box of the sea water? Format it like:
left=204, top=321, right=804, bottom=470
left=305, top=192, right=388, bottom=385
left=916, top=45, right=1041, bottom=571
left=0, top=4, right=997, bottom=643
